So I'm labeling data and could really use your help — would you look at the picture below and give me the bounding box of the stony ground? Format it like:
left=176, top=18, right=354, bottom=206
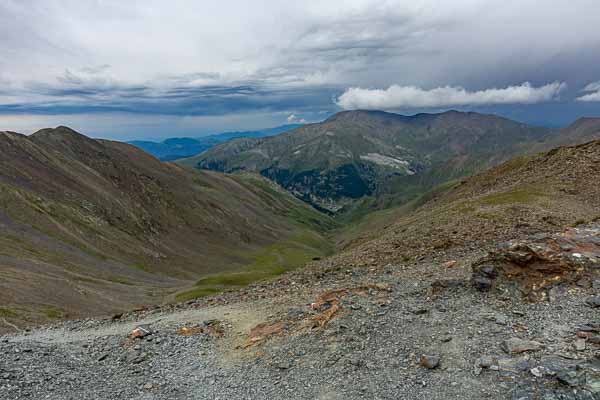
left=1, top=226, right=599, bottom=400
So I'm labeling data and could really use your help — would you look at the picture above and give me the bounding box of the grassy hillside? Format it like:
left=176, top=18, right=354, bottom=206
left=0, top=127, right=337, bottom=330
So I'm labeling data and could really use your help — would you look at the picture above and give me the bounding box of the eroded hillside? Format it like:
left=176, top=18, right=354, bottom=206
left=0, top=127, right=337, bottom=330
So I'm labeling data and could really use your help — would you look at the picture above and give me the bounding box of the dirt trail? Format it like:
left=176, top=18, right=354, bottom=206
left=8, top=298, right=279, bottom=347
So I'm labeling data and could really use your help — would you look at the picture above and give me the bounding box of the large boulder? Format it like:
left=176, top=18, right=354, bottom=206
left=471, top=224, right=600, bottom=301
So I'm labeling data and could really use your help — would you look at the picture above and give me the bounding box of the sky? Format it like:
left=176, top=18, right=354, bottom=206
left=1, top=0, right=600, bottom=140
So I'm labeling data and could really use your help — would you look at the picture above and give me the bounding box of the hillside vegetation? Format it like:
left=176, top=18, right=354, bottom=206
left=0, top=127, right=336, bottom=329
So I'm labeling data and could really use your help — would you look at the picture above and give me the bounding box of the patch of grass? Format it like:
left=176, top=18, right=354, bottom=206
left=131, top=263, right=154, bottom=273
left=40, top=306, right=64, bottom=319
left=72, top=276, right=103, bottom=284
left=0, top=307, right=18, bottom=318
left=175, top=230, right=333, bottom=301
left=105, top=275, right=135, bottom=286
left=412, top=179, right=461, bottom=209
left=477, top=188, right=542, bottom=206
left=238, top=175, right=340, bottom=233
left=175, top=287, right=223, bottom=302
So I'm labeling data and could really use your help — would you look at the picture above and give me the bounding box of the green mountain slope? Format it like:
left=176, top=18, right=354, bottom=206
left=128, top=124, right=301, bottom=161
left=180, top=110, right=560, bottom=213
left=0, top=127, right=337, bottom=329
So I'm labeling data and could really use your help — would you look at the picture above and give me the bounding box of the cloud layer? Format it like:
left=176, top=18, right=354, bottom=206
left=336, top=82, right=567, bottom=110
left=0, top=1, right=599, bottom=137
left=577, top=81, right=600, bottom=102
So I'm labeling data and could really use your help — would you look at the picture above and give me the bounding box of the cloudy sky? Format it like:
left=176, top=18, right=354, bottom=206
left=1, top=0, right=600, bottom=140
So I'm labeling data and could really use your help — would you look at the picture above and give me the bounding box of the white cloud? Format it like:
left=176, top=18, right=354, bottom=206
left=336, top=82, right=566, bottom=110
left=577, top=92, right=600, bottom=102
left=582, top=81, right=600, bottom=92
left=576, top=81, right=600, bottom=102
left=287, top=114, right=307, bottom=123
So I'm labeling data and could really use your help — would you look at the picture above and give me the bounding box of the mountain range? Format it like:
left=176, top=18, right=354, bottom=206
left=3, top=121, right=600, bottom=399
left=2, top=111, right=600, bottom=331
left=181, top=111, right=600, bottom=214
left=128, top=124, right=302, bottom=161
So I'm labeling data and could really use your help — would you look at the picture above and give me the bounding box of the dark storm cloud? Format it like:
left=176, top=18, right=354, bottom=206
left=0, top=78, right=339, bottom=117
left=0, top=0, right=600, bottom=137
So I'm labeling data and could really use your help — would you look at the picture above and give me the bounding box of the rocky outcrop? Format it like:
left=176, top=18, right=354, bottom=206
left=472, top=224, right=600, bottom=301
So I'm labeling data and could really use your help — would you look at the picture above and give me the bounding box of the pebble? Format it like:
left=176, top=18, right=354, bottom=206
left=501, top=338, right=543, bottom=354
left=585, top=296, right=600, bottom=308
left=574, top=338, right=586, bottom=351
left=420, top=354, right=440, bottom=369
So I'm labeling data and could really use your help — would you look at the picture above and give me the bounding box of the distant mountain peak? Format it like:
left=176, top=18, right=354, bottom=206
left=32, top=125, right=81, bottom=136
left=186, top=110, right=560, bottom=212
left=568, top=116, right=600, bottom=128
left=128, top=124, right=301, bottom=161
left=30, top=126, right=94, bottom=145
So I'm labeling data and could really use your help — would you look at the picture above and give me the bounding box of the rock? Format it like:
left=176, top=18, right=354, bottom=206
left=129, top=325, right=152, bottom=339
left=474, top=355, right=497, bottom=376
left=276, top=361, right=292, bottom=370
left=556, top=370, right=580, bottom=387
left=440, top=335, right=453, bottom=343
left=471, top=227, right=600, bottom=301
left=420, top=354, right=440, bottom=369
left=589, top=335, right=600, bottom=345
left=443, top=260, right=457, bottom=268
left=477, top=356, right=497, bottom=369
left=574, top=338, right=586, bottom=351
left=586, top=296, right=600, bottom=308
left=501, top=338, right=543, bottom=354
left=472, top=276, right=493, bottom=291
left=530, top=367, right=544, bottom=377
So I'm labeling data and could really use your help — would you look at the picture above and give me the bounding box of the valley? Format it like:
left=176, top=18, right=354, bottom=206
left=2, top=112, right=600, bottom=332
left=1, top=114, right=600, bottom=399
left=0, top=127, right=336, bottom=330
left=1, top=129, right=599, bottom=399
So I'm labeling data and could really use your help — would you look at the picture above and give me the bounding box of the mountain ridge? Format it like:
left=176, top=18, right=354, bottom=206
left=128, top=124, right=302, bottom=161
left=181, top=110, right=584, bottom=213
left=0, top=127, right=336, bottom=328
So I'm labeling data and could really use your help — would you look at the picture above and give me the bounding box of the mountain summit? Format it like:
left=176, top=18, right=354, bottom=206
left=180, top=110, right=558, bottom=212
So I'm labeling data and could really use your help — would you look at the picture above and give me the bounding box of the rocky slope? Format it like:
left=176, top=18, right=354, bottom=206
left=1, top=225, right=597, bottom=399
left=328, top=138, right=600, bottom=268
left=0, top=127, right=336, bottom=330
